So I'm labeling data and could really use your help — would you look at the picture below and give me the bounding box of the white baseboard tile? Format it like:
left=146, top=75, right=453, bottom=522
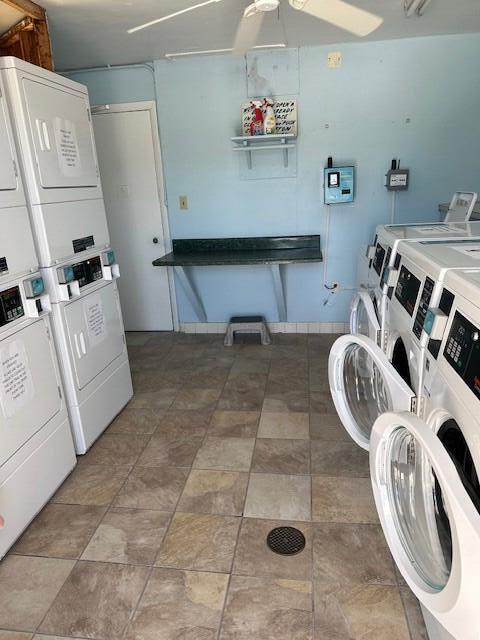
left=179, top=322, right=348, bottom=334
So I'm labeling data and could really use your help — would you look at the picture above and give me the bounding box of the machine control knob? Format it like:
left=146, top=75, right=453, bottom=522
left=152, top=237, right=159, bottom=244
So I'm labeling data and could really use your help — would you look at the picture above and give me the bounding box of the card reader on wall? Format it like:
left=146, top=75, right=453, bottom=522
left=324, top=161, right=354, bottom=204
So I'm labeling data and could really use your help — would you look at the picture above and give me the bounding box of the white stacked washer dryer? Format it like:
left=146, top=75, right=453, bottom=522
left=0, top=71, right=76, bottom=557
left=0, top=56, right=133, bottom=454
left=370, top=267, right=480, bottom=640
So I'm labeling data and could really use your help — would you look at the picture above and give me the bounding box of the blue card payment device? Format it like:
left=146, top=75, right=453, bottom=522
left=324, top=166, right=354, bottom=204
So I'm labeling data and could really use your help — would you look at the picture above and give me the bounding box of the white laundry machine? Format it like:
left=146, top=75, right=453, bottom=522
left=0, top=56, right=109, bottom=267
left=370, top=267, right=480, bottom=640
left=41, top=248, right=132, bottom=454
left=349, top=222, right=480, bottom=346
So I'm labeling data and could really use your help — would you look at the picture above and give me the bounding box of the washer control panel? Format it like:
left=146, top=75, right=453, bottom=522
left=372, top=243, right=386, bottom=277
left=72, top=256, right=103, bottom=288
left=394, top=265, right=421, bottom=316
left=444, top=311, right=480, bottom=399
left=0, top=286, right=24, bottom=327
left=413, top=276, right=435, bottom=339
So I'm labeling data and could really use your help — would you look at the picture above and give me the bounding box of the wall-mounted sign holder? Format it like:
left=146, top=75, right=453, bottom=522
left=231, top=134, right=297, bottom=170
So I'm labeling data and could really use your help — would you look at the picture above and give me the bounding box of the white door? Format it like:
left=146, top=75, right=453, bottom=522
left=23, top=79, right=99, bottom=189
left=328, top=334, right=414, bottom=450
left=92, top=104, right=173, bottom=331
left=350, top=290, right=381, bottom=344
left=0, top=318, right=62, bottom=466
left=370, top=411, right=480, bottom=640
left=64, top=283, right=125, bottom=390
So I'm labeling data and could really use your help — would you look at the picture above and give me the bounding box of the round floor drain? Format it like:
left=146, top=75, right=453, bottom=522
left=266, top=526, right=306, bottom=556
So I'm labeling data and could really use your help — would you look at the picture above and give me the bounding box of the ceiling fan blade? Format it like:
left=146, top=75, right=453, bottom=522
left=128, top=0, right=222, bottom=34
left=292, top=0, right=383, bottom=37
left=232, top=9, right=265, bottom=55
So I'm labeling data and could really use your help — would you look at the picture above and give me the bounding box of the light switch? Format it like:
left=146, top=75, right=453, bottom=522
left=179, top=195, right=188, bottom=210
left=327, top=52, right=342, bottom=68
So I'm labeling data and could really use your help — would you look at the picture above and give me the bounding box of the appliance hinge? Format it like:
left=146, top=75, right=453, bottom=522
left=57, top=385, right=62, bottom=399
left=12, top=159, right=18, bottom=177
left=87, top=107, right=91, bottom=122
left=410, top=396, right=424, bottom=416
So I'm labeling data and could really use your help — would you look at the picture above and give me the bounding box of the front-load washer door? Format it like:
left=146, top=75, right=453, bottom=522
left=23, top=79, right=98, bottom=189
left=370, top=411, right=480, bottom=640
left=0, top=318, right=62, bottom=466
left=65, top=283, right=125, bottom=390
left=328, top=334, right=414, bottom=450
left=350, top=291, right=381, bottom=344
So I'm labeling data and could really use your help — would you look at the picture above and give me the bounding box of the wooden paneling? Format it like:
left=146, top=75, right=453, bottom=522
left=0, top=0, right=53, bottom=70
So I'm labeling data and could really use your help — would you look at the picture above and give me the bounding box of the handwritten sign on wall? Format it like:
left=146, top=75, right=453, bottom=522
left=241, top=97, right=298, bottom=136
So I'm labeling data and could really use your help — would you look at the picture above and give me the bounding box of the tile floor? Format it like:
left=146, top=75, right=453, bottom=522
left=0, top=332, right=428, bottom=640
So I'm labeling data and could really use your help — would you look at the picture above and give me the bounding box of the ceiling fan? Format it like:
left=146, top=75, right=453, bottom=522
left=128, top=0, right=383, bottom=54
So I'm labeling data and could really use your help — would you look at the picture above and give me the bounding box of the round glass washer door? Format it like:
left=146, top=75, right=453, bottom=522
left=328, top=334, right=414, bottom=450
left=370, top=411, right=480, bottom=640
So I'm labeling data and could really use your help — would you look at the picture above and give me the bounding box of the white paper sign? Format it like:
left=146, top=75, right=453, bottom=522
left=54, top=117, right=82, bottom=176
left=0, top=340, right=34, bottom=418
left=85, top=294, right=106, bottom=345
left=242, top=97, right=297, bottom=136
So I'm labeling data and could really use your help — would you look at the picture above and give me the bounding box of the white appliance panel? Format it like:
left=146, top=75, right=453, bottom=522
left=0, top=92, right=17, bottom=193
left=0, top=206, right=37, bottom=279
left=0, top=318, right=62, bottom=467
left=23, top=78, right=98, bottom=189
left=64, top=283, right=125, bottom=390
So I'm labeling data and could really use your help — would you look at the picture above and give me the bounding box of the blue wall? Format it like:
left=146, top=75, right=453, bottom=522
left=68, top=33, right=480, bottom=324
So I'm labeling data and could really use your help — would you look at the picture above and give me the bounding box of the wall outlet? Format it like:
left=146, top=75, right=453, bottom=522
left=179, top=195, right=188, bottom=210
left=327, top=52, right=342, bottom=68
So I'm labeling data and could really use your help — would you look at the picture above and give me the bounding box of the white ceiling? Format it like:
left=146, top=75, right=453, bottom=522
left=41, top=0, right=480, bottom=70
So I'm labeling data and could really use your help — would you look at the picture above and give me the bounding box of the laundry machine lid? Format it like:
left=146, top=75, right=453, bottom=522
left=370, top=411, right=480, bottom=640
left=328, top=334, right=414, bottom=450
left=350, top=290, right=381, bottom=342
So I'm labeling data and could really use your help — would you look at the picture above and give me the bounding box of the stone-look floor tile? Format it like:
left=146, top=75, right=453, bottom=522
left=156, top=512, right=240, bottom=572
left=244, top=473, right=311, bottom=521
left=312, top=476, right=378, bottom=524
left=193, top=437, right=255, bottom=472
left=39, top=561, right=149, bottom=640
left=114, top=466, right=188, bottom=511
left=217, top=386, right=266, bottom=411
left=127, top=388, right=178, bottom=410
left=314, top=583, right=410, bottom=640
left=108, top=408, right=162, bottom=435
left=310, top=391, right=336, bottom=413
left=208, top=411, right=259, bottom=438
left=230, top=358, right=270, bottom=375
left=400, top=588, right=428, bottom=640
left=219, top=576, right=313, bottom=640
left=13, top=503, right=106, bottom=559
left=0, top=633, right=32, bottom=639
left=258, top=412, right=309, bottom=440
left=251, top=438, right=310, bottom=474
left=233, top=518, right=312, bottom=580
left=309, top=413, right=349, bottom=441
left=81, top=433, right=149, bottom=467
left=171, top=388, right=221, bottom=411
left=0, top=556, right=75, bottom=632
left=177, top=470, right=249, bottom=516
left=313, top=523, right=396, bottom=585
left=311, top=441, right=370, bottom=477
left=51, top=464, right=131, bottom=506
left=137, top=436, right=203, bottom=467
left=155, top=411, right=211, bottom=438
left=125, top=568, right=228, bottom=640
left=262, top=390, right=309, bottom=413
left=82, top=508, right=171, bottom=565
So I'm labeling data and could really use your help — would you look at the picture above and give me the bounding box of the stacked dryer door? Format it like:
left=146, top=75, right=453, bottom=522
left=42, top=249, right=132, bottom=453
left=0, top=72, right=76, bottom=558
left=0, top=57, right=133, bottom=453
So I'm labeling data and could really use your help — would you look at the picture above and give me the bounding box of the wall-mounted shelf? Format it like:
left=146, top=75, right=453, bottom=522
left=231, top=134, right=297, bottom=169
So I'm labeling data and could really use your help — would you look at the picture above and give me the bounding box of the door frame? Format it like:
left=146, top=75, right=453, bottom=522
left=91, top=100, right=179, bottom=331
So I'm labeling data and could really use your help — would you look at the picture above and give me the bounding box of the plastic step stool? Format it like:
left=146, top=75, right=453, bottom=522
left=224, top=315, right=272, bottom=346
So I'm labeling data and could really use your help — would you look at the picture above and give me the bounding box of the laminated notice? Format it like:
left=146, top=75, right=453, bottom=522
left=54, top=117, right=82, bottom=176
left=85, top=294, right=106, bottom=345
left=0, top=340, right=34, bottom=418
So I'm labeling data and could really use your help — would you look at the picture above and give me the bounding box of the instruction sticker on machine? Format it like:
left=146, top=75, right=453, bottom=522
left=0, top=340, right=34, bottom=418
left=54, top=117, right=82, bottom=176
left=85, top=294, right=107, bottom=345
